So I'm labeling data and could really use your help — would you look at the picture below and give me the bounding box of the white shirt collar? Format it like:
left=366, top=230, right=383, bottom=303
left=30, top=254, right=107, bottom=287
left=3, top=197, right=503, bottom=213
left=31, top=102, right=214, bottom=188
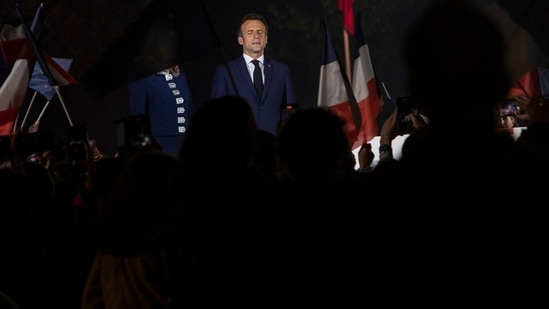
left=243, top=54, right=264, bottom=66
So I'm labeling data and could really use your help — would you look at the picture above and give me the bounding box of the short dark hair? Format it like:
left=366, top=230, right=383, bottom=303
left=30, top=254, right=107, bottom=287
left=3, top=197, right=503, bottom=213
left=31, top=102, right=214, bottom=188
left=237, top=13, right=268, bottom=37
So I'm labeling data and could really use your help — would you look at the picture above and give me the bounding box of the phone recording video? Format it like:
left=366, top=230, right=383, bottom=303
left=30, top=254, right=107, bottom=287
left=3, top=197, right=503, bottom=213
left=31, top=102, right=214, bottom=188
left=396, top=96, right=417, bottom=134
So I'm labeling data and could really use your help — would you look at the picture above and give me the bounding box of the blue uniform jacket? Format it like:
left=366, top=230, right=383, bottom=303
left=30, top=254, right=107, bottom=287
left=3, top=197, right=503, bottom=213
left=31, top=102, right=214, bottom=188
left=128, top=71, right=193, bottom=157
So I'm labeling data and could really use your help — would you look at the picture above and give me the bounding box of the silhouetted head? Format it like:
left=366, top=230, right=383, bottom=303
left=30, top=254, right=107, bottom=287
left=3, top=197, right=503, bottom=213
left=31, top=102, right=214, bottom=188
left=178, top=95, right=258, bottom=176
left=254, top=129, right=278, bottom=177
left=277, top=107, right=352, bottom=181
left=404, top=0, right=510, bottom=126
left=100, top=152, right=178, bottom=255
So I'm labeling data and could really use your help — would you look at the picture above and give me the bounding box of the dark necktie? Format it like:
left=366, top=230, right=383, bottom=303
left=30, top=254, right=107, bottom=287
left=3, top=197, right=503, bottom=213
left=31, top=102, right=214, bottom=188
left=252, top=60, right=263, bottom=98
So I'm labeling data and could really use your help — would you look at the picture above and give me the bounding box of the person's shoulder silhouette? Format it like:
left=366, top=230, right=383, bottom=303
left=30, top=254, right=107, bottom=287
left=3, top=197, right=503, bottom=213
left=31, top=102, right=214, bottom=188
left=365, top=1, right=548, bottom=306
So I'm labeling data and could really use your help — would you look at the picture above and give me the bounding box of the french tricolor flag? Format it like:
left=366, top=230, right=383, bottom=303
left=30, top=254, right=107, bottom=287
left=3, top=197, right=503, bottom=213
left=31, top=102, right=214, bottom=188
left=0, top=4, right=77, bottom=135
left=317, top=21, right=361, bottom=149
left=351, top=12, right=382, bottom=149
left=0, top=5, right=43, bottom=135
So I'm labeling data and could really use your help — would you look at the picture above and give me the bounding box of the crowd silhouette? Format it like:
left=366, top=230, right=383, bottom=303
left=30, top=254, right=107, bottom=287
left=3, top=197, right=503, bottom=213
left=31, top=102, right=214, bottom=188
left=2, top=1, right=549, bottom=308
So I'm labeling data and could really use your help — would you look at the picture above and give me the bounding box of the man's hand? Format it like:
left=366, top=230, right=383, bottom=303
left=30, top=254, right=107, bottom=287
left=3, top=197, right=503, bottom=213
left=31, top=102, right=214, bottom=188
left=358, top=142, right=374, bottom=169
left=380, top=109, right=399, bottom=145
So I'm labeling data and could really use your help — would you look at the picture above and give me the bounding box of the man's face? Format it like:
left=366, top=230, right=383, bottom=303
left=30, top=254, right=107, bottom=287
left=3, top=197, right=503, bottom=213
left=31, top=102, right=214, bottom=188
left=238, top=19, right=268, bottom=57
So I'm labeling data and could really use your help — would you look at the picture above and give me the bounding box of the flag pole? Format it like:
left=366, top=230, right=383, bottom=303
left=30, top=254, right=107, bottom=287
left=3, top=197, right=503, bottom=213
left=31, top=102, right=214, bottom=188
left=381, top=82, right=391, bottom=100
left=338, top=0, right=353, bottom=83
left=16, top=91, right=38, bottom=133
left=28, top=100, right=50, bottom=133
left=16, top=3, right=73, bottom=127
left=54, top=85, right=73, bottom=126
left=343, top=29, right=352, bottom=83
left=13, top=4, right=44, bottom=134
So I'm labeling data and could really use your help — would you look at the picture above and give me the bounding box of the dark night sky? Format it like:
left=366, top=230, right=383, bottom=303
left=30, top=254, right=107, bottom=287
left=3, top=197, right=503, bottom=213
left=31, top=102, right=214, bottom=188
left=1, top=0, right=429, bottom=154
left=2, top=0, right=548, bottom=155
left=2, top=0, right=428, bottom=103
left=192, top=0, right=429, bottom=105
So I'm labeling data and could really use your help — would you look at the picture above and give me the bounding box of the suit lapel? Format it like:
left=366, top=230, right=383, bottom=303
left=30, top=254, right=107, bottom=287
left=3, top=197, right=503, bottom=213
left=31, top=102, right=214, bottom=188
left=236, top=56, right=259, bottom=99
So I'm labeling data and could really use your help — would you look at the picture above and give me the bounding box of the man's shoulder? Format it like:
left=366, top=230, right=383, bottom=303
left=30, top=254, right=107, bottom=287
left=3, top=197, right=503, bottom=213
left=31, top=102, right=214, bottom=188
left=264, top=59, right=290, bottom=74
left=264, top=58, right=287, bottom=66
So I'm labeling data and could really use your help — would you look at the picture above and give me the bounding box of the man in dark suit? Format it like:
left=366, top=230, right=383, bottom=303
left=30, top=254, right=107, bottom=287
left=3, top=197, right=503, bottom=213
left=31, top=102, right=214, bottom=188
left=210, top=13, right=296, bottom=135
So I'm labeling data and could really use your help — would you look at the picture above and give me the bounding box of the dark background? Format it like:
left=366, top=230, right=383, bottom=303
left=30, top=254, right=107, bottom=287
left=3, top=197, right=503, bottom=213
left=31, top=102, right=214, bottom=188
left=1, top=0, right=424, bottom=98
left=1, top=0, right=547, bottom=156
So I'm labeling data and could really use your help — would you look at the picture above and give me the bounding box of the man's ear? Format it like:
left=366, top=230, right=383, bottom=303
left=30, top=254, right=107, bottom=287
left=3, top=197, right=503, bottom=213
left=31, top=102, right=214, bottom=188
left=238, top=36, right=244, bottom=45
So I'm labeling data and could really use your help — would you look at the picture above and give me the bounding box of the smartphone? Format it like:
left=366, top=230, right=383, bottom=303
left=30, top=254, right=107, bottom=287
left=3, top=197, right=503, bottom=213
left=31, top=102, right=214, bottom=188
left=115, top=115, right=152, bottom=149
left=396, top=96, right=416, bottom=134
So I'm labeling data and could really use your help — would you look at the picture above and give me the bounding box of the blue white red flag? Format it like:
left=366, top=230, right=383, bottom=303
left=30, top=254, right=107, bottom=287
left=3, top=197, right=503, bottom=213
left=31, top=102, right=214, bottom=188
left=317, top=21, right=361, bottom=148
left=351, top=12, right=382, bottom=147
left=0, top=5, right=44, bottom=135
left=0, top=4, right=44, bottom=65
left=0, top=58, right=31, bottom=135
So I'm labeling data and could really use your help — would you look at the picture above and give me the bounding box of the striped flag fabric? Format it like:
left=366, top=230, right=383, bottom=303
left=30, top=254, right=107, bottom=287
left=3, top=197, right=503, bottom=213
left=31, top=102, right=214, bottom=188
left=0, top=5, right=44, bottom=135
left=351, top=12, right=382, bottom=148
left=29, top=56, right=77, bottom=101
left=317, top=21, right=361, bottom=148
left=0, top=10, right=34, bottom=65
left=506, top=68, right=540, bottom=99
left=506, top=66, right=549, bottom=100
left=0, top=58, right=31, bottom=135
